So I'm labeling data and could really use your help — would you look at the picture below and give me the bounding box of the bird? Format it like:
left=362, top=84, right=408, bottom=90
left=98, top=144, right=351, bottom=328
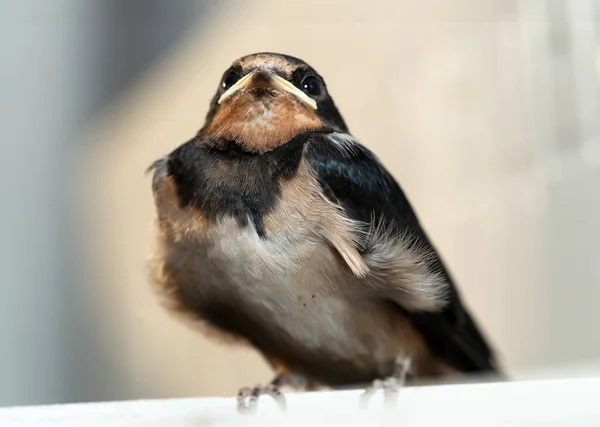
left=148, top=52, right=501, bottom=413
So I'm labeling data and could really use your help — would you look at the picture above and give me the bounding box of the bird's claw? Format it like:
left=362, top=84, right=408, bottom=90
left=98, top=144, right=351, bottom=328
left=237, top=383, right=287, bottom=414
left=360, top=356, right=411, bottom=409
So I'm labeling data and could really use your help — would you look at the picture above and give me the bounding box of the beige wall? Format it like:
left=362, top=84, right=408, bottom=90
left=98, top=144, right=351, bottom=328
left=79, top=0, right=600, bottom=399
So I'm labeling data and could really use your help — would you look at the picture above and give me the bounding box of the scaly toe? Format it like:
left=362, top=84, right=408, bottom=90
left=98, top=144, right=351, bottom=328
left=236, top=383, right=287, bottom=414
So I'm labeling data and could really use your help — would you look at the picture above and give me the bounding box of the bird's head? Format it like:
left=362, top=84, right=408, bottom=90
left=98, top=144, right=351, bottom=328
left=198, top=52, right=348, bottom=153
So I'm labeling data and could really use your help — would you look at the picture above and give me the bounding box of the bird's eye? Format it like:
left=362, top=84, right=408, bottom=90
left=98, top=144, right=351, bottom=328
left=300, top=75, right=324, bottom=98
left=222, top=70, right=240, bottom=90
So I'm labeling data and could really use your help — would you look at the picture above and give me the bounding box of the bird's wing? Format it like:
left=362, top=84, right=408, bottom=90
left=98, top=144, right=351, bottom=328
left=304, top=131, right=499, bottom=374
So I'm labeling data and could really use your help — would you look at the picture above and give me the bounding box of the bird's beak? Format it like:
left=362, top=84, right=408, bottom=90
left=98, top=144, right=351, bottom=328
left=218, top=70, right=318, bottom=110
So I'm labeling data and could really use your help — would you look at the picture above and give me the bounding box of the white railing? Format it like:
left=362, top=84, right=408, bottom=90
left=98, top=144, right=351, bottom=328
left=2, top=377, right=600, bottom=427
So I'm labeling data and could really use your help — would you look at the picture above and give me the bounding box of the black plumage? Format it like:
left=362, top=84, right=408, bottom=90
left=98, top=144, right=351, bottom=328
left=305, top=132, right=497, bottom=374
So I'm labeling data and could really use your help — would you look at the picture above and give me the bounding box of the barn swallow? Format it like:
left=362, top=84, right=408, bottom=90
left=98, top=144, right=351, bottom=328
left=149, top=52, right=501, bottom=413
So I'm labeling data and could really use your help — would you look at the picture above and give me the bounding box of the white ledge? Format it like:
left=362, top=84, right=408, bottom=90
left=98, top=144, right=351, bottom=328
left=2, top=377, right=600, bottom=427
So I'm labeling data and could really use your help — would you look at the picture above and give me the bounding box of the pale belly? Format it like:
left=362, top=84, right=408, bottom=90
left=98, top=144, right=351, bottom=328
left=160, top=220, right=426, bottom=385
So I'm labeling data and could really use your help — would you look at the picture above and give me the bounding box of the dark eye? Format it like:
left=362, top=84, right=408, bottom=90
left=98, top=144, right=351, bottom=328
left=300, top=75, right=324, bottom=97
left=222, top=69, right=240, bottom=90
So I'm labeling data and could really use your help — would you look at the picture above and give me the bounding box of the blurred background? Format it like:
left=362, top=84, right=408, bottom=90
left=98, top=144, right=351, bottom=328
left=1, top=0, right=600, bottom=407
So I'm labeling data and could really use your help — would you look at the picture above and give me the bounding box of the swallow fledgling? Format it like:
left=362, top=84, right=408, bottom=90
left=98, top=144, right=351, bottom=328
left=149, top=52, right=501, bottom=412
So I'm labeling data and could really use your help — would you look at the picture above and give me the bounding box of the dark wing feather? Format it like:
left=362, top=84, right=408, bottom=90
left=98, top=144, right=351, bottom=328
left=304, top=131, right=499, bottom=374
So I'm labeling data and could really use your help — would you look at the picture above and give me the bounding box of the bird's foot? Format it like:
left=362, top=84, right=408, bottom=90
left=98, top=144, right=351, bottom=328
left=236, top=383, right=286, bottom=415
left=360, top=356, right=411, bottom=409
